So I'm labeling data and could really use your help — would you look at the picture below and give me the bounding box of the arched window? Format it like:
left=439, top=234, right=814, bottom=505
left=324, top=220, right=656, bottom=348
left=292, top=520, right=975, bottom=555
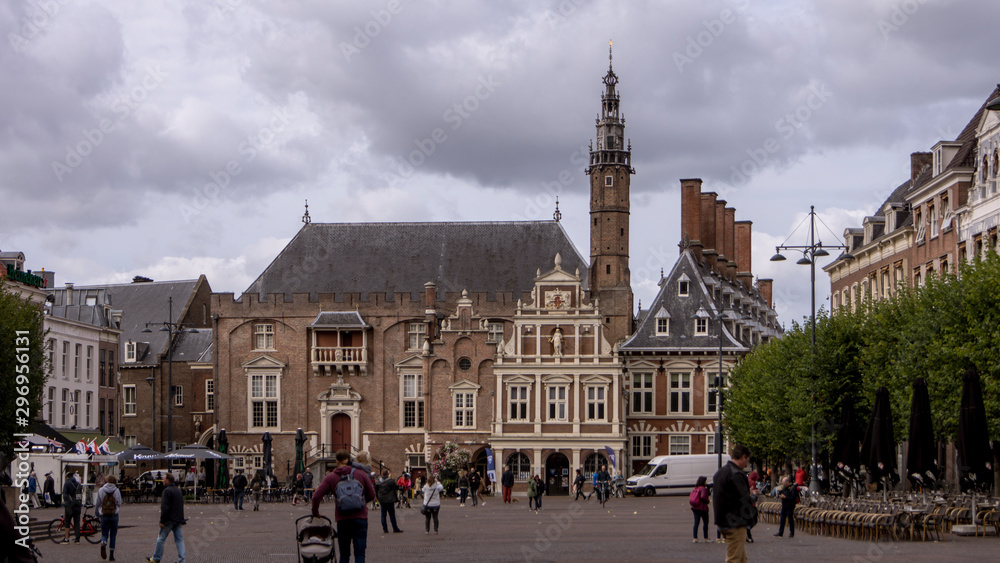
left=583, top=452, right=609, bottom=479
left=506, top=452, right=531, bottom=482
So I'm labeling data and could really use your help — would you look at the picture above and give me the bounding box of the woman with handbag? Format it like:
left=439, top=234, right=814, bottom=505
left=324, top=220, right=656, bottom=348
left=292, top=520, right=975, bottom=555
left=422, top=475, right=444, bottom=535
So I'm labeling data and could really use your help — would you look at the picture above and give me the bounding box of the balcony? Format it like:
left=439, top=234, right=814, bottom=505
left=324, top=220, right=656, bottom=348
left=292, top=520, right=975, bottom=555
left=310, top=311, right=369, bottom=377
left=312, top=346, right=368, bottom=377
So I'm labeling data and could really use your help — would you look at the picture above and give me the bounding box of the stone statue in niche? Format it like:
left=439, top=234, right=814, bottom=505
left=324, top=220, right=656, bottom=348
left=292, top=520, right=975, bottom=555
left=550, top=328, right=563, bottom=357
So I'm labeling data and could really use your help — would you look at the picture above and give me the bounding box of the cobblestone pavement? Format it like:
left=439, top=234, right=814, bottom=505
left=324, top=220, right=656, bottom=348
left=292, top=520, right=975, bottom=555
left=28, top=493, right=1000, bottom=562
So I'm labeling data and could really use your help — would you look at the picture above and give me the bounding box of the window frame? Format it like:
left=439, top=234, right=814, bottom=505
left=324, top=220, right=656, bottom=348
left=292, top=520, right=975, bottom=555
left=205, top=379, right=215, bottom=412
left=173, top=384, right=183, bottom=407
left=669, top=435, right=691, bottom=455
left=86, top=346, right=93, bottom=381
left=401, top=372, right=424, bottom=429
left=586, top=384, right=606, bottom=421
left=631, top=372, right=654, bottom=414
left=547, top=384, right=568, bottom=421
left=407, top=322, right=424, bottom=350
left=249, top=372, right=280, bottom=429
left=487, top=322, right=504, bottom=343
left=508, top=384, right=530, bottom=422
left=669, top=372, right=692, bottom=414
left=655, top=317, right=669, bottom=335
left=631, top=434, right=653, bottom=459
left=123, top=384, right=137, bottom=416
left=254, top=323, right=275, bottom=351
left=507, top=452, right=532, bottom=482
left=452, top=391, right=476, bottom=429
left=694, top=318, right=708, bottom=336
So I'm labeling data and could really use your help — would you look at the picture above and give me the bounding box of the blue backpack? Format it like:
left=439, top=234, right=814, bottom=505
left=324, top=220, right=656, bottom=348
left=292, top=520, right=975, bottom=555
left=335, top=469, right=365, bottom=513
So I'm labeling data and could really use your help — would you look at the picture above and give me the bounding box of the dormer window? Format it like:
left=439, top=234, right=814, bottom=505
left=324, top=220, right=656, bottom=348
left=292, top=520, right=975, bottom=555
left=695, top=318, right=708, bottom=335
left=124, top=341, right=137, bottom=363
left=656, top=318, right=669, bottom=335
left=678, top=276, right=690, bottom=296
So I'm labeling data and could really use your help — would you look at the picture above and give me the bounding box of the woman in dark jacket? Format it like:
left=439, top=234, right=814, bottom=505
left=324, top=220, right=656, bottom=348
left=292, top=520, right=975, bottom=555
left=690, top=476, right=711, bottom=542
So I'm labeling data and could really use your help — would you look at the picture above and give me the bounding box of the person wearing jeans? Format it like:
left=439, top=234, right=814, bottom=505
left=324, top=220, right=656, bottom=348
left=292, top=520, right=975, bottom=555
left=147, top=473, right=185, bottom=563
left=422, top=475, right=444, bottom=534
left=96, top=475, right=123, bottom=560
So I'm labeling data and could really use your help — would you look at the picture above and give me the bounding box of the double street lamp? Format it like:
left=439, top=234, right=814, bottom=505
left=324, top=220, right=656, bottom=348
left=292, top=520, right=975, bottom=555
left=142, top=297, right=198, bottom=452
left=770, top=205, right=851, bottom=494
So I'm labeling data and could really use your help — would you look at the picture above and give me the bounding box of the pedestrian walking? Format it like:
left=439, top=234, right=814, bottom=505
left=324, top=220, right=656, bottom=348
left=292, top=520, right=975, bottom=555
left=527, top=475, right=538, bottom=511
left=312, top=449, right=376, bottom=563
left=533, top=475, right=544, bottom=511
left=304, top=468, right=314, bottom=502
left=773, top=476, right=798, bottom=538
left=422, top=474, right=444, bottom=535
left=572, top=469, right=586, bottom=501
left=689, top=476, right=710, bottom=543
left=96, top=475, right=122, bottom=560
left=457, top=470, right=469, bottom=507
left=375, top=469, right=403, bottom=534
left=146, top=472, right=185, bottom=563
left=26, top=471, right=41, bottom=509
left=468, top=469, right=482, bottom=507
left=292, top=473, right=305, bottom=505
left=43, top=471, right=55, bottom=507
left=712, top=444, right=754, bottom=563
left=501, top=467, right=514, bottom=504
left=232, top=469, right=248, bottom=510
left=60, top=471, right=81, bottom=544
left=250, top=472, right=263, bottom=511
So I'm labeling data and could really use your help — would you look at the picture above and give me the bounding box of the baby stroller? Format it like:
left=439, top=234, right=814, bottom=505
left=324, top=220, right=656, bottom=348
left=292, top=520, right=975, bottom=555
left=296, top=515, right=336, bottom=563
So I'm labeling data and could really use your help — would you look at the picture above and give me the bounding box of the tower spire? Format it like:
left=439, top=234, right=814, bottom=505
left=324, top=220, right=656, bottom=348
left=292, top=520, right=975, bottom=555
left=553, top=196, right=562, bottom=222
left=302, top=199, right=311, bottom=224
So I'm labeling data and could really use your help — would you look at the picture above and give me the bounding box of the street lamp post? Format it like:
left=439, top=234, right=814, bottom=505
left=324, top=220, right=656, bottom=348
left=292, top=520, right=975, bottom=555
left=770, top=205, right=851, bottom=494
left=146, top=374, right=155, bottom=448
left=142, top=297, right=197, bottom=452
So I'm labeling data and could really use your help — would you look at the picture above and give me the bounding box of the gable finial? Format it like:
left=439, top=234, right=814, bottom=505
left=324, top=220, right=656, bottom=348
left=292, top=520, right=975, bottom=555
left=553, top=196, right=562, bottom=222
left=302, top=199, right=311, bottom=224
left=609, top=39, right=613, bottom=70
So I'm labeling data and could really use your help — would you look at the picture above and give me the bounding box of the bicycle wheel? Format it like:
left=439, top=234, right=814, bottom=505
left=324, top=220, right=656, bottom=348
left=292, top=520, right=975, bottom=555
left=82, top=517, right=102, bottom=544
left=48, top=519, right=64, bottom=544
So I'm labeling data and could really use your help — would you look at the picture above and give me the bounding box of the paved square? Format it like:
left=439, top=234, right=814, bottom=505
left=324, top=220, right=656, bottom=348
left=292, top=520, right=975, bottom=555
left=30, top=493, right=1000, bottom=562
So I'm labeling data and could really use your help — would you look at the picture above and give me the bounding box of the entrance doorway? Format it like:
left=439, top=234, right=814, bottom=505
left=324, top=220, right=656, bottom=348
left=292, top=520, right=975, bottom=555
left=545, top=452, right=570, bottom=495
left=330, top=413, right=351, bottom=454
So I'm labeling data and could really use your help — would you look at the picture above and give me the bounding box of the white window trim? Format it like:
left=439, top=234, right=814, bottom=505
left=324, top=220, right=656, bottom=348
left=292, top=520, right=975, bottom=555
left=508, top=383, right=531, bottom=422
left=248, top=369, right=281, bottom=430
left=254, top=323, right=275, bottom=351
left=546, top=384, right=568, bottom=422
left=694, top=318, right=708, bottom=336
left=407, top=322, right=424, bottom=351
left=631, top=372, right=654, bottom=415
left=631, top=434, right=654, bottom=459
left=205, top=379, right=215, bottom=412
left=670, top=372, right=692, bottom=415
left=655, top=317, right=669, bottom=336
left=669, top=434, right=691, bottom=456
left=451, top=390, right=476, bottom=429
left=173, top=384, right=183, bottom=407
left=400, top=371, right=424, bottom=429
left=604, top=175, right=614, bottom=187
left=585, top=384, right=607, bottom=422
left=706, top=434, right=728, bottom=455
left=487, top=322, right=504, bottom=344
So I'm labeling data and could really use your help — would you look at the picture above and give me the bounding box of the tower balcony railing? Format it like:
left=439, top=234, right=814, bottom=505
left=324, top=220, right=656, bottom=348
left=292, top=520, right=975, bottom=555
left=311, top=346, right=368, bottom=376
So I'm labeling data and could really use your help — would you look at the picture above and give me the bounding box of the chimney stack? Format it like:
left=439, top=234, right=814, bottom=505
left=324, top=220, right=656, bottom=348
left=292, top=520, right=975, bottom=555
left=700, top=192, right=718, bottom=269
left=910, top=152, right=932, bottom=185
left=680, top=179, right=704, bottom=260
left=65, top=282, right=74, bottom=305
left=734, top=221, right=753, bottom=290
left=715, top=200, right=727, bottom=276
left=724, top=207, right=737, bottom=280
left=757, top=279, right=774, bottom=309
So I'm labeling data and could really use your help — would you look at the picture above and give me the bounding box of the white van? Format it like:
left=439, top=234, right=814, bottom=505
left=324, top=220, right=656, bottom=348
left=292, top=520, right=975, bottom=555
left=626, top=454, right=721, bottom=496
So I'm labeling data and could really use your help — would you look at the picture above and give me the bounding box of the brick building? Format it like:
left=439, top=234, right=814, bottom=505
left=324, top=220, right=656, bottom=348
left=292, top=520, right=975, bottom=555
left=619, top=179, right=781, bottom=474
left=211, top=52, right=635, bottom=488
left=825, top=85, right=1000, bottom=307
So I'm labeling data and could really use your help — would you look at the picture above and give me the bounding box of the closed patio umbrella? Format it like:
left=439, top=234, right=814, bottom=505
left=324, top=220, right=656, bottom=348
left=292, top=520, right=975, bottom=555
left=831, top=402, right=861, bottom=493
left=218, top=429, right=229, bottom=489
left=262, top=431, right=274, bottom=486
left=906, top=378, right=938, bottom=490
left=957, top=368, right=992, bottom=492
left=860, top=387, right=898, bottom=489
left=294, top=428, right=306, bottom=478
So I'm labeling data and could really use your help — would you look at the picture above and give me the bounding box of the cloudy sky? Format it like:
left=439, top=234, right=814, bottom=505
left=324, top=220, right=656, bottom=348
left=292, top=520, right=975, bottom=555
left=2, top=0, right=998, bottom=325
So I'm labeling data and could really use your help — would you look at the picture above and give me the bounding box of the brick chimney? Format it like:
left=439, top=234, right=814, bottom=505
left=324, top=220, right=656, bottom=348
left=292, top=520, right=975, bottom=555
left=911, top=152, right=932, bottom=185
left=724, top=207, right=737, bottom=280
left=700, top=192, right=718, bottom=269
left=680, top=179, right=704, bottom=260
left=757, top=278, right=774, bottom=309
left=715, top=200, right=727, bottom=276
left=734, top=221, right=753, bottom=290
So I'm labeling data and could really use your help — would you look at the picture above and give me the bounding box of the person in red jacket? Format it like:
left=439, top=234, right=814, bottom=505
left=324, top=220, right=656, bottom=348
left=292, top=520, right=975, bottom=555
left=795, top=467, right=807, bottom=486
left=312, top=450, right=376, bottom=563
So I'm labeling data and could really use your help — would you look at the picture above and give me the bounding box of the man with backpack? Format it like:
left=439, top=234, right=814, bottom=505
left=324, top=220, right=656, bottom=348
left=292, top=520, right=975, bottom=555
left=312, top=450, right=376, bottom=563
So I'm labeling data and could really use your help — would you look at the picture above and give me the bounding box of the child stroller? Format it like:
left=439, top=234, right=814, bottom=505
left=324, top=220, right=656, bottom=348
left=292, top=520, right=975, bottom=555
left=296, top=515, right=336, bottom=563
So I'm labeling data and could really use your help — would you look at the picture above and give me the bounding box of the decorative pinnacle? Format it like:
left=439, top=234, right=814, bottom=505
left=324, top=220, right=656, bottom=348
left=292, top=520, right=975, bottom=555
left=609, top=39, right=613, bottom=70
left=302, top=199, right=311, bottom=224
left=553, top=196, right=562, bottom=222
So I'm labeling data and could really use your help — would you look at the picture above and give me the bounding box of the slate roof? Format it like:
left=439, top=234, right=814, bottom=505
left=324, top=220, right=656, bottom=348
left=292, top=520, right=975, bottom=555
left=245, top=221, right=589, bottom=298
left=310, top=312, right=367, bottom=328
left=171, top=329, right=213, bottom=363
left=49, top=278, right=206, bottom=367
left=621, top=250, right=781, bottom=352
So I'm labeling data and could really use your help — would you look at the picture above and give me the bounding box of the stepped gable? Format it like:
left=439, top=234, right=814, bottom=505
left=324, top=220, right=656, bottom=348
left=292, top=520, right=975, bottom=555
left=245, top=221, right=589, bottom=298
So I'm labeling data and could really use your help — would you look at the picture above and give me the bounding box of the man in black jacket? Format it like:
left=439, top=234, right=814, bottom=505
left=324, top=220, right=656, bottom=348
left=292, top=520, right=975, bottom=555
left=712, top=444, right=753, bottom=563
left=232, top=469, right=248, bottom=510
left=375, top=469, right=403, bottom=534
left=773, top=476, right=799, bottom=538
left=60, top=471, right=81, bottom=543
left=146, top=473, right=185, bottom=563
left=501, top=467, right=514, bottom=503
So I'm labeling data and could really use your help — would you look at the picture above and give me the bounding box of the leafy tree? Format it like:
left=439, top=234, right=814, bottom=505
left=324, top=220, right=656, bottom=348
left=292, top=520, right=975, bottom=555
left=0, top=281, right=47, bottom=466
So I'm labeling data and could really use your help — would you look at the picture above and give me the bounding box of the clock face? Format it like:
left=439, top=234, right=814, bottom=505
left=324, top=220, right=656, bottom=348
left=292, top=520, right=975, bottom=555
left=544, top=290, right=570, bottom=309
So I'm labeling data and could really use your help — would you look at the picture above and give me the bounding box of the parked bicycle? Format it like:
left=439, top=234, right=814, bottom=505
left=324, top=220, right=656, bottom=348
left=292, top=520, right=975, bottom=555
left=48, top=505, right=101, bottom=544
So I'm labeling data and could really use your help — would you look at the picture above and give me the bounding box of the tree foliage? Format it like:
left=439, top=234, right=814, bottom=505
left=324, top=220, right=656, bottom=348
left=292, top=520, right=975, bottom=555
left=0, top=281, right=48, bottom=460
left=726, top=252, right=1000, bottom=465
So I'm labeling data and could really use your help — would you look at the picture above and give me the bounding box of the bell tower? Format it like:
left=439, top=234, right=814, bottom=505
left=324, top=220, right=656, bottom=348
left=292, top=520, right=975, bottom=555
left=587, top=41, right=634, bottom=343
